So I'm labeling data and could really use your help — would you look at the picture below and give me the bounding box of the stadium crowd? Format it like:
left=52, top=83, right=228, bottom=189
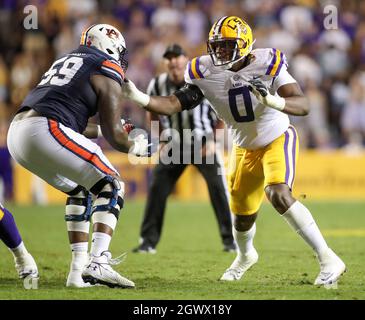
left=0, top=0, right=365, bottom=201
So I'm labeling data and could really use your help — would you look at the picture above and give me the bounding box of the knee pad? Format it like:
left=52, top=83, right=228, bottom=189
left=65, top=186, right=92, bottom=233
left=90, top=176, right=125, bottom=230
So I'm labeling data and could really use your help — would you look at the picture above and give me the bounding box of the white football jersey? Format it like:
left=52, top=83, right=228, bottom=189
left=184, top=48, right=297, bottom=149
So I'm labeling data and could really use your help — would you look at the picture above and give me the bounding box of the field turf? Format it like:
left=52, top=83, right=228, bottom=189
left=0, top=200, right=364, bottom=300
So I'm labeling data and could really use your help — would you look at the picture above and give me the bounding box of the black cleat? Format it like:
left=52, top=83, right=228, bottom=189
left=223, top=243, right=237, bottom=253
left=132, top=244, right=157, bottom=254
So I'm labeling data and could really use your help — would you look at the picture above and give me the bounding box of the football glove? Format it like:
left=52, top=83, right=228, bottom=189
left=96, top=119, right=135, bottom=138
left=122, top=78, right=150, bottom=107
left=130, top=133, right=158, bottom=157
left=121, top=118, right=135, bottom=134
left=248, top=78, right=286, bottom=111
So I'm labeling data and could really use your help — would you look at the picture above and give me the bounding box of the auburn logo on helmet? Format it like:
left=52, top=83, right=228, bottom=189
left=106, top=28, right=119, bottom=39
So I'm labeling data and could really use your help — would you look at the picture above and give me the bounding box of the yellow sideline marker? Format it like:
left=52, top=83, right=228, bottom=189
left=323, top=229, right=365, bottom=237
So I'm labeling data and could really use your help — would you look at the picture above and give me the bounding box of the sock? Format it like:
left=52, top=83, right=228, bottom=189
left=233, top=223, right=256, bottom=256
left=71, top=242, right=88, bottom=253
left=282, top=201, right=329, bottom=259
left=70, top=242, right=89, bottom=270
left=0, top=206, right=23, bottom=249
left=90, top=232, right=111, bottom=257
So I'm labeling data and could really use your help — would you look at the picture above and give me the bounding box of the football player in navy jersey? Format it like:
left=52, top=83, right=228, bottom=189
left=7, top=24, right=149, bottom=288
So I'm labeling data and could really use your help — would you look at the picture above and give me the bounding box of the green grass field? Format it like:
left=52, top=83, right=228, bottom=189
left=0, top=200, right=364, bottom=300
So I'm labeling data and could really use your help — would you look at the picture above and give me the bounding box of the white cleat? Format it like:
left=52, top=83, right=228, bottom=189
left=14, top=253, right=39, bottom=279
left=82, top=251, right=135, bottom=288
left=220, top=248, right=258, bottom=281
left=314, top=248, right=346, bottom=286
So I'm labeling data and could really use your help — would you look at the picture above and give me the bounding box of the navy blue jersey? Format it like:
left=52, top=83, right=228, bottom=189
left=19, top=45, right=125, bottom=133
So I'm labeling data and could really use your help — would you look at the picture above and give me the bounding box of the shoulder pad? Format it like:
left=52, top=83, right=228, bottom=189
left=251, top=48, right=288, bottom=77
left=186, top=55, right=212, bottom=81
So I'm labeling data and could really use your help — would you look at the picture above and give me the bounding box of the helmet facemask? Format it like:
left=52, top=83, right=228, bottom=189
left=104, top=33, right=129, bottom=72
left=207, top=38, right=248, bottom=68
left=116, top=45, right=128, bottom=72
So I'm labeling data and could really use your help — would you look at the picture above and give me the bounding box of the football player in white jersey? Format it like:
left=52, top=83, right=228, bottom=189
left=123, top=16, right=346, bottom=286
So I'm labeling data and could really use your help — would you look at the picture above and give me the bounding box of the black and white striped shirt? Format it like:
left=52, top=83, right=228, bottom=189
left=147, top=73, right=217, bottom=145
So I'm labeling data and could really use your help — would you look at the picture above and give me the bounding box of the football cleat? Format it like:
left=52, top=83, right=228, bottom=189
left=220, top=248, right=258, bottom=281
left=82, top=251, right=135, bottom=288
left=223, top=242, right=237, bottom=253
left=14, top=252, right=39, bottom=279
left=314, top=248, right=346, bottom=286
left=132, top=244, right=157, bottom=254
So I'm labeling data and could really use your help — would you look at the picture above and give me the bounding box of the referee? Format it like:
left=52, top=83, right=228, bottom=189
left=133, top=44, right=235, bottom=253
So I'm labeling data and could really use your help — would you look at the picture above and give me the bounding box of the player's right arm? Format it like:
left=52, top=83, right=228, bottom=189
left=90, top=75, right=133, bottom=153
left=122, top=79, right=205, bottom=115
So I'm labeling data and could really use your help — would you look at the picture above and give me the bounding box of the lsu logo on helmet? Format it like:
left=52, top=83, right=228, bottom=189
left=207, top=16, right=255, bottom=69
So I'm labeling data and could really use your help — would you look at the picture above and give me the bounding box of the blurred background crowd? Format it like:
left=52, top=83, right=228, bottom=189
left=0, top=0, right=365, bottom=201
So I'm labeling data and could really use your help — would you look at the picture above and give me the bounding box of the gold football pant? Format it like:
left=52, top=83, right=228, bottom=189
left=228, top=126, right=298, bottom=215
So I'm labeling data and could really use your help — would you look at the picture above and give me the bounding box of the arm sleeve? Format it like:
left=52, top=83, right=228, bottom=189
left=173, top=83, right=205, bottom=110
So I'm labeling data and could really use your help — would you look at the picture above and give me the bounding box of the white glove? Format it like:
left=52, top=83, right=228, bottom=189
left=248, top=78, right=285, bottom=111
left=122, top=79, right=150, bottom=108
left=130, top=133, right=150, bottom=157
